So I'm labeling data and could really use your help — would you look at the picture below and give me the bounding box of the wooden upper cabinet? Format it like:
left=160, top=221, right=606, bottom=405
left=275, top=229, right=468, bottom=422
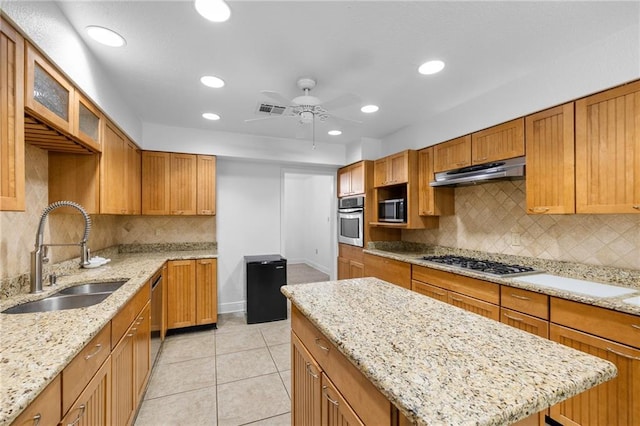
left=48, top=152, right=100, bottom=214
left=126, top=140, right=141, bottom=215
left=197, top=155, right=216, bottom=215
left=525, top=103, right=575, bottom=214
left=141, top=151, right=171, bottom=215
left=338, top=162, right=365, bottom=197
left=25, top=42, right=74, bottom=134
left=471, top=118, right=524, bottom=164
left=0, top=17, right=25, bottom=211
left=74, top=92, right=102, bottom=152
left=374, top=151, right=409, bottom=187
left=433, top=135, right=471, bottom=172
left=418, top=147, right=454, bottom=216
left=170, top=153, right=197, bottom=215
left=100, top=121, right=127, bottom=214
left=575, top=80, right=640, bottom=214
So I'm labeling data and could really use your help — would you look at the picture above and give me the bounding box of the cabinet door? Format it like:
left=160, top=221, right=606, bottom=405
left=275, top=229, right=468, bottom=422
left=411, top=280, right=448, bottom=303
left=111, top=326, right=135, bottom=426
left=170, top=153, right=197, bottom=215
left=74, top=92, right=102, bottom=152
left=500, top=308, right=549, bottom=339
left=349, top=261, right=364, bottom=279
left=433, top=135, right=471, bottom=172
left=373, top=158, right=388, bottom=187
left=12, top=375, right=61, bottom=426
left=337, top=257, right=349, bottom=280
left=196, top=258, right=217, bottom=325
left=418, top=147, right=454, bottom=216
left=575, top=81, right=640, bottom=214
left=292, top=333, right=322, bottom=426
left=448, top=292, right=500, bottom=321
left=321, top=373, right=364, bottom=426
left=196, top=155, right=216, bottom=215
left=525, top=103, right=575, bottom=214
left=141, top=151, right=171, bottom=215
left=363, top=253, right=411, bottom=289
left=48, top=153, right=100, bottom=214
left=61, top=358, right=111, bottom=426
left=167, top=260, right=196, bottom=329
left=126, top=141, right=141, bottom=215
left=338, top=168, right=352, bottom=197
left=134, top=302, right=151, bottom=403
left=471, top=118, right=524, bottom=164
left=100, top=121, right=127, bottom=214
left=389, top=152, right=408, bottom=184
left=549, top=324, right=640, bottom=426
left=0, top=18, right=25, bottom=211
left=349, top=162, right=365, bottom=195
left=25, top=42, right=73, bottom=134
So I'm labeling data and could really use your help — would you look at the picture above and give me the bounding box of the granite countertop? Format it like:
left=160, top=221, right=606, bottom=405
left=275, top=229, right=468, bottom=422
left=282, top=278, right=617, bottom=426
left=0, top=247, right=217, bottom=426
left=364, top=244, right=640, bottom=316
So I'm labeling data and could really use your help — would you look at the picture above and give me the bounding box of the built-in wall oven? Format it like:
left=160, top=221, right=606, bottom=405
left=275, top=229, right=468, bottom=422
left=338, top=196, right=364, bottom=247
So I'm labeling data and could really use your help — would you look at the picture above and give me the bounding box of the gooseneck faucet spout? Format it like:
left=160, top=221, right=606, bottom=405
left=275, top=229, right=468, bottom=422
left=30, top=201, right=92, bottom=293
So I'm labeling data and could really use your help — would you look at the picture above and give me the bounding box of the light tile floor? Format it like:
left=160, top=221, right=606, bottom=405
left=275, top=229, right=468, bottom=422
left=135, top=313, right=292, bottom=426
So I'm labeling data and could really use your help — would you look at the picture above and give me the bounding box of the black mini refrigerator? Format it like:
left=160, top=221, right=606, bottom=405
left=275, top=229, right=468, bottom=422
left=244, top=254, right=288, bottom=324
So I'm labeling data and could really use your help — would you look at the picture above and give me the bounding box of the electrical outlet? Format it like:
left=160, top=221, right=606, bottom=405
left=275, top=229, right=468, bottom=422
left=511, top=232, right=521, bottom=246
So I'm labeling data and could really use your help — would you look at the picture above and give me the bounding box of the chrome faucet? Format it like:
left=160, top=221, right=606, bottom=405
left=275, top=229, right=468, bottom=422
left=30, top=201, right=92, bottom=293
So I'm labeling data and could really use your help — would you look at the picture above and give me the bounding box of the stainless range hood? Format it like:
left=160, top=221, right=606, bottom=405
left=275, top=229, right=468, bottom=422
left=430, top=156, right=525, bottom=187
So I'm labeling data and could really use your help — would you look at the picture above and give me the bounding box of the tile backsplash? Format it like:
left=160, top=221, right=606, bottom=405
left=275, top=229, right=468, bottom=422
left=402, top=180, right=640, bottom=270
left=0, top=145, right=216, bottom=282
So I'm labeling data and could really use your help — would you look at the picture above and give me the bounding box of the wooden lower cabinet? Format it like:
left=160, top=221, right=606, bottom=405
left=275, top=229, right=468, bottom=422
left=500, top=308, right=549, bottom=339
left=167, top=258, right=218, bottom=330
left=549, top=324, right=640, bottom=425
left=134, top=303, right=151, bottom=400
left=61, top=358, right=111, bottom=426
left=11, top=375, right=61, bottom=426
left=363, top=253, right=411, bottom=289
left=321, top=373, right=364, bottom=426
left=448, top=292, right=500, bottom=320
left=338, top=244, right=364, bottom=280
left=292, top=333, right=322, bottom=426
left=411, top=279, right=448, bottom=303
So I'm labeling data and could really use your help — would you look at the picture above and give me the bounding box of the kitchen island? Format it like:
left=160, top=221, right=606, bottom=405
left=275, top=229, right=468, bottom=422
left=282, top=277, right=617, bottom=425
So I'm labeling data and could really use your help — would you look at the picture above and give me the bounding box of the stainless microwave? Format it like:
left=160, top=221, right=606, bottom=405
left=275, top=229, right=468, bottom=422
left=378, top=198, right=406, bottom=223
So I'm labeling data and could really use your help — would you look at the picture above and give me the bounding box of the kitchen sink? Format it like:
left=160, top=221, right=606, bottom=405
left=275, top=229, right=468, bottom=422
left=514, top=274, right=637, bottom=298
left=622, top=296, right=640, bottom=307
left=2, top=293, right=111, bottom=314
left=57, top=280, right=127, bottom=295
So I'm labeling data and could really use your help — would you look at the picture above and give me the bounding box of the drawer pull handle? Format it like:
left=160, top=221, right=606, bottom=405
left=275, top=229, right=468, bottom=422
left=32, top=414, right=41, bottom=426
left=632, top=324, right=640, bottom=330
left=510, top=294, right=531, bottom=301
left=455, top=161, right=467, bottom=166
left=633, top=205, right=640, bottom=210
left=433, top=291, right=446, bottom=297
left=450, top=296, right=464, bottom=303
left=305, top=362, right=318, bottom=379
left=67, top=404, right=86, bottom=426
left=314, top=338, right=330, bottom=352
left=322, top=386, right=339, bottom=406
left=503, top=313, right=523, bottom=322
left=475, top=157, right=488, bottom=162
left=529, top=207, right=550, bottom=213
left=84, top=343, right=103, bottom=360
left=606, top=347, right=640, bottom=361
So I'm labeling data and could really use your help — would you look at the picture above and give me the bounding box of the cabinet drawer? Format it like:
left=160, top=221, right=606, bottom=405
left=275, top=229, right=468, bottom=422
left=112, top=281, right=151, bottom=346
left=61, top=357, right=111, bottom=426
left=62, top=323, right=111, bottom=414
left=339, top=244, right=364, bottom=263
left=550, top=297, right=640, bottom=349
left=500, top=308, right=549, bottom=339
left=448, top=292, right=500, bottom=321
left=411, top=280, right=448, bottom=303
left=363, top=253, right=411, bottom=289
left=292, top=307, right=391, bottom=426
left=11, top=375, right=61, bottom=426
left=412, top=265, right=499, bottom=304
left=501, top=286, right=549, bottom=319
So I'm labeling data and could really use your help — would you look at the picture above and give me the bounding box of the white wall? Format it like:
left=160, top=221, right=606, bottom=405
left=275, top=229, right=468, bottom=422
left=283, top=175, right=307, bottom=263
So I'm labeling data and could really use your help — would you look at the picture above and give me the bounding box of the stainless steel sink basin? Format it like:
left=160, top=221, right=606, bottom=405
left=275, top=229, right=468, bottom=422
left=57, top=280, right=127, bottom=295
left=2, top=293, right=111, bottom=314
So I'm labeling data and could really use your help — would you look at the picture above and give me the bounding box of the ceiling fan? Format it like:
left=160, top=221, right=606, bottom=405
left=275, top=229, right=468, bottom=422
left=245, top=77, right=361, bottom=147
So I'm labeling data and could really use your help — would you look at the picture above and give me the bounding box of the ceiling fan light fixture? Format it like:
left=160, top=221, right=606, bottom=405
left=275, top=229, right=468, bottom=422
left=202, top=112, right=221, bottom=121
left=195, top=0, right=231, bottom=22
left=86, top=26, right=126, bottom=47
left=328, top=130, right=342, bottom=136
left=200, top=75, right=225, bottom=88
left=418, top=60, right=445, bottom=75
left=299, top=111, right=314, bottom=123
left=361, top=104, right=379, bottom=114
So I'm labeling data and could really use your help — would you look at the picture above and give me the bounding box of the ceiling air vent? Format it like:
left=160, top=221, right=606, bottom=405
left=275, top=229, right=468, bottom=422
left=256, top=102, right=288, bottom=116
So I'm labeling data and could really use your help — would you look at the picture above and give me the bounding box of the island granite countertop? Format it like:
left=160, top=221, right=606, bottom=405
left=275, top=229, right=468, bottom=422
left=0, top=247, right=217, bottom=426
left=282, top=277, right=617, bottom=426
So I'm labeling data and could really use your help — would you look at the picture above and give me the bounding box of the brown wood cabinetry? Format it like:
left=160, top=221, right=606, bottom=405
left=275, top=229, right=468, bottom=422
left=61, top=358, right=111, bottom=426
left=48, top=153, right=100, bottom=213
left=575, top=80, right=640, bottom=214
left=167, top=258, right=218, bottom=329
left=0, top=17, right=25, bottom=211
left=500, top=308, right=549, bottom=339
left=142, top=152, right=216, bottom=216
left=101, top=121, right=140, bottom=214
left=363, top=253, right=411, bottom=289
left=292, top=333, right=322, bottom=426
left=433, top=135, right=471, bottom=172
left=525, top=103, right=575, bottom=214
left=321, top=373, right=364, bottom=426
left=337, top=244, right=364, bottom=280
left=374, top=151, right=409, bottom=187
left=11, top=375, right=61, bottom=426
left=73, top=92, right=103, bottom=152
left=500, top=287, right=549, bottom=320
left=411, top=279, right=448, bottom=303
left=338, top=162, right=365, bottom=197
left=418, top=147, right=454, bottom=216
left=471, top=118, right=524, bottom=164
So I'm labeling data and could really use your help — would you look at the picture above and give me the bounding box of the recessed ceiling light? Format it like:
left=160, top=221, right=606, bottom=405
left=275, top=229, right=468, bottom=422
left=361, top=105, right=379, bottom=114
left=328, top=130, right=342, bottom=136
left=202, top=112, right=221, bottom=121
left=86, top=26, right=126, bottom=47
left=200, top=75, right=225, bottom=88
left=195, top=0, right=231, bottom=22
left=418, top=60, right=445, bottom=75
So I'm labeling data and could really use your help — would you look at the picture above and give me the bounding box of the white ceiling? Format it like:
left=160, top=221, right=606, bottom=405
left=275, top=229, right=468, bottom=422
left=53, top=1, right=637, bottom=146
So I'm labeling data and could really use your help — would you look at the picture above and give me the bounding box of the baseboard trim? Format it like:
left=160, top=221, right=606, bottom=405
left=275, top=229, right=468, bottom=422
left=218, top=301, right=245, bottom=314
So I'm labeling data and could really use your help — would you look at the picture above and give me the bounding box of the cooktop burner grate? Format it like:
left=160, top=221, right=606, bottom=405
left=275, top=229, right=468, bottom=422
left=421, top=255, right=541, bottom=277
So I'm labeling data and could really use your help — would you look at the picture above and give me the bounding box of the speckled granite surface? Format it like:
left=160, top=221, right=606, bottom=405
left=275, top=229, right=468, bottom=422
left=282, top=278, right=617, bottom=426
left=366, top=242, right=640, bottom=316
left=0, top=247, right=217, bottom=426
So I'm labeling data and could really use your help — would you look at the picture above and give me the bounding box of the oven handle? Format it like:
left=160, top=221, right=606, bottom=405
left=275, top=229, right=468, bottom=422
left=338, top=208, right=363, bottom=214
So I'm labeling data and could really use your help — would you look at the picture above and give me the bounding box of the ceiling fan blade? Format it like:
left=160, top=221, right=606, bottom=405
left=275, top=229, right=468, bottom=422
left=328, top=114, right=363, bottom=126
left=321, top=93, right=360, bottom=111
left=260, top=90, right=292, bottom=106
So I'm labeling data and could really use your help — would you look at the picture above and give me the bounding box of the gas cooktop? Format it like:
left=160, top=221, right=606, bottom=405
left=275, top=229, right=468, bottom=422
left=421, top=255, right=542, bottom=278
